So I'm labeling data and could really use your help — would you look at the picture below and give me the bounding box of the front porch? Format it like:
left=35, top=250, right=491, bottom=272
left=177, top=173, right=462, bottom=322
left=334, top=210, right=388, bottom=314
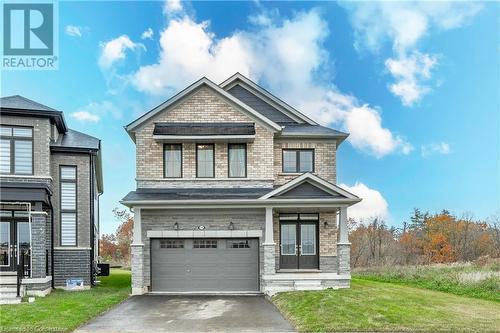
left=261, top=205, right=351, bottom=295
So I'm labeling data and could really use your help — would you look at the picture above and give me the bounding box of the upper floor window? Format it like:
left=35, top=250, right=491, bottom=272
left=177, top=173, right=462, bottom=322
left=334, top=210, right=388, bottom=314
left=60, top=166, right=77, bottom=246
left=228, top=143, right=246, bottom=178
left=196, top=144, right=214, bottom=178
left=164, top=144, right=182, bottom=178
left=282, top=149, right=314, bottom=173
left=0, top=126, right=33, bottom=175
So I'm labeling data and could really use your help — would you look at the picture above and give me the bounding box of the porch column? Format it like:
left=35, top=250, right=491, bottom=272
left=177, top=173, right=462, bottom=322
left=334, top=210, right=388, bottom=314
left=337, top=207, right=351, bottom=275
left=263, top=207, right=276, bottom=275
left=131, top=208, right=145, bottom=295
left=30, top=211, right=47, bottom=279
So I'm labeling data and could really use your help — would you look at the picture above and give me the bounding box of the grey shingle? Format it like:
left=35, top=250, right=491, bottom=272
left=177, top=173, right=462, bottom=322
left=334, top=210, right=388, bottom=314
left=0, top=95, right=57, bottom=112
left=122, top=188, right=272, bottom=202
left=51, top=129, right=100, bottom=151
left=279, top=124, right=348, bottom=140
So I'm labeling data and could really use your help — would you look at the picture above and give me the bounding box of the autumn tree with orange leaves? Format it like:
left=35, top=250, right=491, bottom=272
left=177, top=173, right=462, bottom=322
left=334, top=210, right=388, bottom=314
left=350, top=209, right=499, bottom=268
left=99, top=208, right=133, bottom=265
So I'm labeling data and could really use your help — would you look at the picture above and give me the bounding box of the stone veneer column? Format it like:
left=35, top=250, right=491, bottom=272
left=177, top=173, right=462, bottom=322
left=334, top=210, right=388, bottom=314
left=131, top=208, right=145, bottom=295
left=337, top=207, right=351, bottom=275
left=263, top=207, right=276, bottom=275
left=30, top=212, right=47, bottom=279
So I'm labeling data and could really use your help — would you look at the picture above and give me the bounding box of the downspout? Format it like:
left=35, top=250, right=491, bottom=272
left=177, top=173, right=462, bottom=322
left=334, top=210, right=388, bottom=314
left=89, top=153, right=95, bottom=286
left=47, top=194, right=55, bottom=289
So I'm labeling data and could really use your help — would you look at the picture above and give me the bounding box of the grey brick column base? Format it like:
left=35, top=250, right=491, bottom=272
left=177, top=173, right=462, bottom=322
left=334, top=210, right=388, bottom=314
left=131, top=245, right=146, bottom=295
left=337, top=243, right=351, bottom=275
left=31, top=214, right=47, bottom=279
left=263, top=243, right=276, bottom=275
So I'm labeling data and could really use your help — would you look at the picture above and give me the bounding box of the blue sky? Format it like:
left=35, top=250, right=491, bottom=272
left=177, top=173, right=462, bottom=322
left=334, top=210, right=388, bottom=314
left=2, top=1, right=498, bottom=234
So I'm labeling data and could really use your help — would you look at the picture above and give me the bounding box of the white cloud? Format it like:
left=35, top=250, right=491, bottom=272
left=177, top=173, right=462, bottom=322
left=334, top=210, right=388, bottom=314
left=72, top=111, right=100, bottom=122
left=65, top=25, right=83, bottom=37
left=421, top=142, right=451, bottom=157
left=339, top=182, right=389, bottom=221
left=141, top=28, right=154, bottom=40
left=385, top=52, right=438, bottom=106
left=131, top=8, right=409, bottom=157
left=72, top=100, right=122, bottom=123
left=163, top=0, right=183, bottom=16
left=98, top=35, right=145, bottom=69
left=341, top=2, right=482, bottom=106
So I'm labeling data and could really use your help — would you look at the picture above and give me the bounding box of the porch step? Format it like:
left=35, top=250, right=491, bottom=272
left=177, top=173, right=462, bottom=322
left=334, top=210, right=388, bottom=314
left=0, top=271, right=17, bottom=276
left=0, top=289, right=19, bottom=299
left=0, top=297, right=22, bottom=305
left=294, top=279, right=323, bottom=291
left=0, top=276, right=17, bottom=285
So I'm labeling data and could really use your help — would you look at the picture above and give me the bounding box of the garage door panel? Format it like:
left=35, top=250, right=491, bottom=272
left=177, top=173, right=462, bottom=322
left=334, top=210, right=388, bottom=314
left=151, top=238, right=259, bottom=292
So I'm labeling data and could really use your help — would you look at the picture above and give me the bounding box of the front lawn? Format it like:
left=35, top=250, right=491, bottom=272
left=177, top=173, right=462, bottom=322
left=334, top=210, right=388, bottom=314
left=273, top=278, right=500, bottom=332
left=353, top=261, right=500, bottom=302
left=0, top=268, right=130, bottom=333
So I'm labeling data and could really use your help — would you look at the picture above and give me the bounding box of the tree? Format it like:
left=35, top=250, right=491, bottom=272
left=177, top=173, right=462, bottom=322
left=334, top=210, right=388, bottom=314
left=99, top=208, right=134, bottom=265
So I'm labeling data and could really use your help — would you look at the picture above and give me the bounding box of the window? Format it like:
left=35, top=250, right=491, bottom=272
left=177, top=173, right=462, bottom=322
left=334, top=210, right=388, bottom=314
left=60, top=166, right=77, bottom=246
left=300, top=224, right=316, bottom=255
left=164, top=144, right=182, bottom=178
left=282, top=149, right=314, bottom=173
left=0, top=126, right=33, bottom=175
left=193, top=239, right=217, bottom=248
left=228, top=239, right=250, bottom=248
left=228, top=144, right=246, bottom=178
left=160, top=239, right=184, bottom=248
left=196, top=144, right=214, bottom=178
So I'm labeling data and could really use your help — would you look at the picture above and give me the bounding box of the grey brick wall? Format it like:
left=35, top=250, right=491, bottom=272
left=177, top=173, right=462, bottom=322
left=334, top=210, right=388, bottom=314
left=53, top=249, right=90, bottom=286
left=139, top=209, right=265, bottom=289
left=31, top=214, right=47, bottom=278
left=50, top=153, right=91, bottom=248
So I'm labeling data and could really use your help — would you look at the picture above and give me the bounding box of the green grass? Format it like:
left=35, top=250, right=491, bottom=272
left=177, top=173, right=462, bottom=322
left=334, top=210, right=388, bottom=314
left=273, top=278, right=500, bottom=332
left=0, top=269, right=130, bottom=333
left=353, top=262, right=500, bottom=302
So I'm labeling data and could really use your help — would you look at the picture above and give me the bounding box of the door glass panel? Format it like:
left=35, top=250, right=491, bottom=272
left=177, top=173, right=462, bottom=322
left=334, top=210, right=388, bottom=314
left=300, top=224, right=316, bottom=255
left=281, top=224, right=296, bottom=255
left=0, top=222, right=9, bottom=266
left=17, top=222, right=30, bottom=263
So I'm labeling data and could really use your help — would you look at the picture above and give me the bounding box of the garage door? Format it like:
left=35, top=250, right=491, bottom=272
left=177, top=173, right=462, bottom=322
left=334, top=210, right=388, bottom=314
left=151, top=238, right=259, bottom=292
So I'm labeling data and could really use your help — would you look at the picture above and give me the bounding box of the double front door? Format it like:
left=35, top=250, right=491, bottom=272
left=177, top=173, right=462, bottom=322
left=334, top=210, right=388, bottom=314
left=0, top=218, right=30, bottom=272
left=280, top=214, right=319, bottom=269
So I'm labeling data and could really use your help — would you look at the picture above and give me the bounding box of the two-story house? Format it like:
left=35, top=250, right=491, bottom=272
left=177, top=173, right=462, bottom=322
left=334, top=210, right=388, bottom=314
left=0, top=95, right=102, bottom=302
left=122, top=73, right=360, bottom=295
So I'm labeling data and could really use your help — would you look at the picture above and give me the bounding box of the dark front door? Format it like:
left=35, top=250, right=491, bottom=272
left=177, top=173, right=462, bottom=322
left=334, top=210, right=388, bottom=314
left=280, top=219, right=319, bottom=270
left=0, top=212, right=31, bottom=272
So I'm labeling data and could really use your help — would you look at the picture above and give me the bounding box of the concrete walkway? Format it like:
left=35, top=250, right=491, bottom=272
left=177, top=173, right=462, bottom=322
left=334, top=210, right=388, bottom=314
left=75, top=295, right=295, bottom=333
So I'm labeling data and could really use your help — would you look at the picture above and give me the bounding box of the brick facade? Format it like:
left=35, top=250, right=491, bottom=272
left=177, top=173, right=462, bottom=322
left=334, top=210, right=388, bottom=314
left=135, top=87, right=275, bottom=188
left=274, top=139, right=336, bottom=185
left=0, top=116, right=52, bottom=177
left=50, top=153, right=92, bottom=248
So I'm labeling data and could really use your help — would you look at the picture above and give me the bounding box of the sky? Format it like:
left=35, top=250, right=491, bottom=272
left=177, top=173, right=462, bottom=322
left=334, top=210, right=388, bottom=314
left=1, top=1, right=499, bottom=235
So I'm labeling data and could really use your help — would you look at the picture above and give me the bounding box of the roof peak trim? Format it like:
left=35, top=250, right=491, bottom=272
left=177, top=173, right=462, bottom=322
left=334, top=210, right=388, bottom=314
left=259, top=173, right=361, bottom=201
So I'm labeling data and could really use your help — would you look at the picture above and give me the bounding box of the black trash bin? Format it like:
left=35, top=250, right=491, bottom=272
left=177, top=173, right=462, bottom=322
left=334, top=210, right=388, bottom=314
left=97, top=263, right=110, bottom=276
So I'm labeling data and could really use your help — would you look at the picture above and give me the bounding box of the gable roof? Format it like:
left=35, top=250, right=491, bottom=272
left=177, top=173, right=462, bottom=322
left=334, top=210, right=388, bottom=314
left=259, top=173, right=361, bottom=201
left=219, top=73, right=318, bottom=126
left=125, top=77, right=282, bottom=140
left=0, top=95, right=67, bottom=132
left=226, top=84, right=297, bottom=123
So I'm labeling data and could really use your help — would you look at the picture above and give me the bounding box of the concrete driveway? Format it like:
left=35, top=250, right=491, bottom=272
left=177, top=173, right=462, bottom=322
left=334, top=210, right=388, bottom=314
left=75, top=295, right=295, bottom=333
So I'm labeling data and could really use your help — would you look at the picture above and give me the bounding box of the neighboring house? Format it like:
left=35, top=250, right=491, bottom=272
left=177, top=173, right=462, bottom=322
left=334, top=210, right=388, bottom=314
left=122, top=73, right=361, bottom=295
left=0, top=95, right=102, bottom=301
